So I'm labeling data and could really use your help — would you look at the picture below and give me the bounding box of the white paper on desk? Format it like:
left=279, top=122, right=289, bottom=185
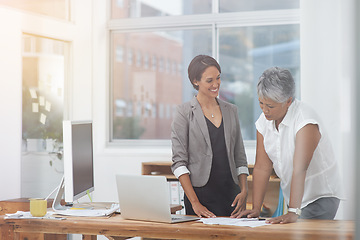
left=199, top=217, right=270, bottom=228
left=4, top=211, right=63, bottom=220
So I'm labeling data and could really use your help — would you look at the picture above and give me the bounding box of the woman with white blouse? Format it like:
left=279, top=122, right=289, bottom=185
left=235, top=67, right=343, bottom=224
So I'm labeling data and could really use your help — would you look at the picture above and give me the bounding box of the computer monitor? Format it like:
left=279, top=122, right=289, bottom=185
left=53, top=120, right=94, bottom=210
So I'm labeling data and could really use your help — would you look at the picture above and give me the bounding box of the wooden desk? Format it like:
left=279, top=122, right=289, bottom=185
left=0, top=198, right=66, bottom=240
left=0, top=214, right=354, bottom=240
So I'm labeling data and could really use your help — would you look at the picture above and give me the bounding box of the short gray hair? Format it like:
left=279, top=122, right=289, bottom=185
left=257, top=67, right=295, bottom=103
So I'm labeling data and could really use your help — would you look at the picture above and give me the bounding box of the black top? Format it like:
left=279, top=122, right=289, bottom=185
left=184, top=117, right=240, bottom=217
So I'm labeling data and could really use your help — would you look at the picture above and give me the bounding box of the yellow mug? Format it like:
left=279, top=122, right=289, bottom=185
left=29, top=198, right=47, bottom=217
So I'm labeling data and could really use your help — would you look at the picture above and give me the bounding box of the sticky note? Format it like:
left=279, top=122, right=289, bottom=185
left=40, top=113, right=47, bottom=124
left=45, top=101, right=51, bottom=112
left=29, top=89, right=37, bottom=99
left=39, top=96, right=45, bottom=106
left=32, top=103, right=39, bottom=113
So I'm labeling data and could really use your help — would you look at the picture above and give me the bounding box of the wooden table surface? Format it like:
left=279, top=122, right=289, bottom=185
left=0, top=214, right=355, bottom=240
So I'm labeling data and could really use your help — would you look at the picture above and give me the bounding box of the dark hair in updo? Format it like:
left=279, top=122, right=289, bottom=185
left=188, top=55, right=221, bottom=90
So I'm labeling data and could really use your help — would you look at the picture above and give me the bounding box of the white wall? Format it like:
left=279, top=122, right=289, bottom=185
left=300, top=0, right=356, bottom=219
left=0, top=7, right=22, bottom=200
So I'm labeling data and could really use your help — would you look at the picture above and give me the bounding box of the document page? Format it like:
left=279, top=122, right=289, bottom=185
left=199, top=217, right=270, bottom=228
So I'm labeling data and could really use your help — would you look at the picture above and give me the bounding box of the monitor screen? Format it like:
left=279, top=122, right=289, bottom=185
left=63, top=120, right=94, bottom=203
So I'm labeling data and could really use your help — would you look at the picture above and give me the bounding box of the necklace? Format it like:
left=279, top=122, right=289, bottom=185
left=195, top=96, right=217, bottom=119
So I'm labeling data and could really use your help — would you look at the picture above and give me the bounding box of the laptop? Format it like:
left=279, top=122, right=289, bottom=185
left=115, top=174, right=200, bottom=223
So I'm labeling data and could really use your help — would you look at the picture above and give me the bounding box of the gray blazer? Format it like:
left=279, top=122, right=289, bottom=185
left=171, top=96, right=248, bottom=187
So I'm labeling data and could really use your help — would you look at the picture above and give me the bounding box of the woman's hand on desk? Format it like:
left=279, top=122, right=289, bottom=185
left=230, top=191, right=247, bottom=216
left=230, top=208, right=260, bottom=218
left=265, top=212, right=298, bottom=224
left=192, top=201, right=216, bottom=218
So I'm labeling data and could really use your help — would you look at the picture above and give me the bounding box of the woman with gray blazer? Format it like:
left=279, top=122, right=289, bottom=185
left=171, top=55, right=249, bottom=217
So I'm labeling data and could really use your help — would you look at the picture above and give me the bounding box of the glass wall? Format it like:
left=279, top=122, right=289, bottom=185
left=21, top=34, right=68, bottom=197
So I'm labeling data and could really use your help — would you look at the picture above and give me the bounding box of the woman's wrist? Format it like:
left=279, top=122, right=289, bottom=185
left=252, top=205, right=262, bottom=213
left=240, top=188, right=248, bottom=195
left=288, top=207, right=302, bottom=216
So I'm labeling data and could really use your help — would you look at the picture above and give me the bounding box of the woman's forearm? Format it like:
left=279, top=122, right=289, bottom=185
left=238, top=173, right=248, bottom=196
left=178, top=174, right=199, bottom=204
left=252, top=167, right=272, bottom=211
left=288, top=169, right=306, bottom=208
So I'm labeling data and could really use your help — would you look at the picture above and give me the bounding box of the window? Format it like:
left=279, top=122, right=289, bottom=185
left=218, top=25, right=300, bottom=140
left=109, top=0, right=300, bottom=142
left=111, top=0, right=299, bottom=19
left=111, top=29, right=212, bottom=140
left=111, top=0, right=212, bottom=19
left=219, top=0, right=299, bottom=12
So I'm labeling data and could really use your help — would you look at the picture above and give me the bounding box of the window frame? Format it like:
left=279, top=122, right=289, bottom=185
left=107, top=9, right=300, bottom=148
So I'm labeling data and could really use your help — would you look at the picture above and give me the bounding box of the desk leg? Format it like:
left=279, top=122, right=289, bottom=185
left=0, top=223, right=16, bottom=240
left=44, top=233, right=67, bottom=240
left=82, top=235, right=97, bottom=240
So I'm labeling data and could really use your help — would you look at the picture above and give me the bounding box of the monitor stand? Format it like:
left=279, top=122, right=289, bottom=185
left=52, top=176, right=70, bottom=211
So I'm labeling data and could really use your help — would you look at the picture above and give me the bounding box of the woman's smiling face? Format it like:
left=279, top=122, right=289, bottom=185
left=195, top=66, right=221, bottom=99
